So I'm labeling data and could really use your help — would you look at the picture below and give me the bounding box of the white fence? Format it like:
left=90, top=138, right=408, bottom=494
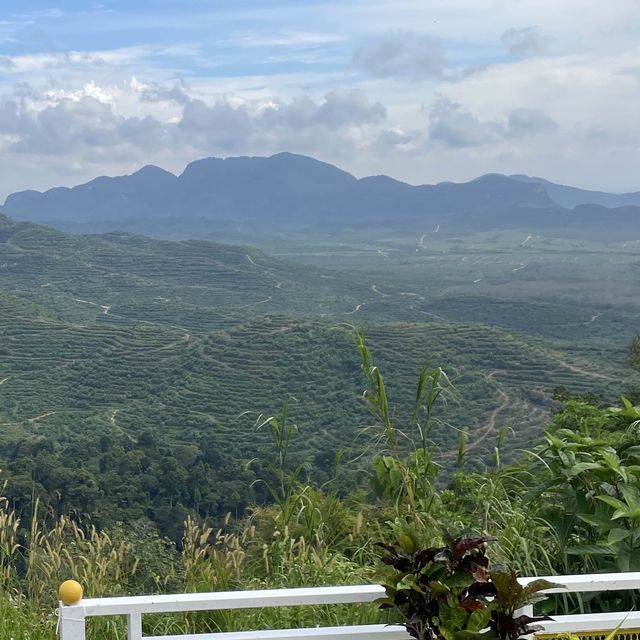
left=58, top=572, right=640, bottom=640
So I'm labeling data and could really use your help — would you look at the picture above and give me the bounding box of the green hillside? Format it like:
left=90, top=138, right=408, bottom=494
left=0, top=293, right=622, bottom=533
left=0, top=214, right=635, bottom=536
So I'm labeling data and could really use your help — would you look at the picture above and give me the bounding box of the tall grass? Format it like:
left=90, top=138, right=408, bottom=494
left=0, top=483, right=383, bottom=639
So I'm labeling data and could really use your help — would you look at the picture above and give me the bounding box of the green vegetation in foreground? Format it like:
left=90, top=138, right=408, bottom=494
left=0, top=341, right=639, bottom=639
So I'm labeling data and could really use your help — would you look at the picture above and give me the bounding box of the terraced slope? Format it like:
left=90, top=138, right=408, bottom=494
left=0, top=215, right=627, bottom=460
left=0, top=214, right=376, bottom=330
left=0, top=291, right=619, bottom=469
left=0, top=214, right=634, bottom=532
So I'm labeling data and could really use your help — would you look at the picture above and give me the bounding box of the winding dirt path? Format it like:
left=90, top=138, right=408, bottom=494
left=238, top=296, right=272, bottom=309
left=560, top=312, right=602, bottom=328
left=73, top=298, right=111, bottom=315
left=549, top=352, right=618, bottom=380
left=443, top=372, right=510, bottom=459
left=157, top=333, right=193, bottom=351
left=28, top=411, right=57, bottom=424
left=107, top=408, right=136, bottom=442
left=371, top=284, right=390, bottom=297
left=466, top=388, right=510, bottom=453
left=399, top=292, right=426, bottom=301
left=345, top=303, right=365, bottom=315
left=553, top=356, right=613, bottom=380
left=411, top=308, right=448, bottom=322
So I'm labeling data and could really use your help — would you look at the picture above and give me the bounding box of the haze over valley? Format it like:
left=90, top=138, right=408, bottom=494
left=4, top=153, right=640, bottom=245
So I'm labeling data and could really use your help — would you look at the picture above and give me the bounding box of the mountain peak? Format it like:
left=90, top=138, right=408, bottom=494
left=133, top=164, right=176, bottom=179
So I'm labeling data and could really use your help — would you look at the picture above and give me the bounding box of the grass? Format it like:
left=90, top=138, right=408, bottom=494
left=0, top=489, right=383, bottom=640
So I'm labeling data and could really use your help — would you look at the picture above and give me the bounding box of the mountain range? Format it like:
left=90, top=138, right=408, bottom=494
left=2, top=152, right=639, bottom=242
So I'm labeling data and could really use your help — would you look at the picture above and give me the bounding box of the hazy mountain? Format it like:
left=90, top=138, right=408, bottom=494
left=3, top=153, right=551, bottom=223
left=2, top=153, right=639, bottom=242
left=510, top=174, right=640, bottom=209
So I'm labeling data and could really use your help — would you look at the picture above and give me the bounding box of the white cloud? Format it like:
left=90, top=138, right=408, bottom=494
left=428, top=96, right=500, bottom=147
left=230, top=30, right=346, bottom=48
left=177, top=88, right=386, bottom=153
left=352, top=31, right=445, bottom=79
left=0, top=83, right=386, bottom=188
left=427, top=96, right=556, bottom=148
left=0, top=47, right=151, bottom=73
left=504, top=108, right=557, bottom=137
left=45, top=81, right=118, bottom=104
left=501, top=26, right=551, bottom=57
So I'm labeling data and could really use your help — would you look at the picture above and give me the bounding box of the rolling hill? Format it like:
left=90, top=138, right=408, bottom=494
left=0, top=214, right=630, bottom=511
left=0, top=178, right=636, bottom=536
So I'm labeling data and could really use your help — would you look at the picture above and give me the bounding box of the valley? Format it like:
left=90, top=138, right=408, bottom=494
left=0, top=156, right=637, bottom=535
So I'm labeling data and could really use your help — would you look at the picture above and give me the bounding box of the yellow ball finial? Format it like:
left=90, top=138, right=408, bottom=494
left=58, top=580, right=83, bottom=606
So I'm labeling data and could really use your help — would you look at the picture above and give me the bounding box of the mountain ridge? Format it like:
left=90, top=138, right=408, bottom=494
left=509, top=174, right=640, bottom=208
left=2, top=152, right=639, bottom=242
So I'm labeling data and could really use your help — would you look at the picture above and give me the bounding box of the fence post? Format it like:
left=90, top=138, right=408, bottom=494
left=59, top=606, right=86, bottom=640
left=127, top=612, right=143, bottom=640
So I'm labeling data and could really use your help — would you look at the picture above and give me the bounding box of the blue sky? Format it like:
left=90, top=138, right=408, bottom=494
left=1, top=0, right=640, bottom=197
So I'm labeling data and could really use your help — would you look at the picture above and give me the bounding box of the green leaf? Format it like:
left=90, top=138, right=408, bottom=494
left=546, top=433, right=566, bottom=450
left=522, top=579, right=562, bottom=599
left=614, top=506, right=640, bottom=521
left=622, top=446, right=640, bottom=459
left=577, top=513, right=616, bottom=528
left=440, top=627, right=456, bottom=640
left=566, top=462, right=604, bottom=477
left=439, top=605, right=470, bottom=632
left=429, top=580, right=451, bottom=597
left=373, top=596, right=392, bottom=608
left=620, top=483, right=640, bottom=509
left=489, top=569, right=522, bottom=613
left=607, top=528, right=632, bottom=544
left=566, top=544, right=613, bottom=556
left=596, top=495, right=627, bottom=511
left=397, top=573, right=419, bottom=591
left=446, top=571, right=476, bottom=588
left=466, top=607, right=492, bottom=632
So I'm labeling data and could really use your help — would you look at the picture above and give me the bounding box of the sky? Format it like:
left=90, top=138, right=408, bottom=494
left=1, top=0, right=640, bottom=199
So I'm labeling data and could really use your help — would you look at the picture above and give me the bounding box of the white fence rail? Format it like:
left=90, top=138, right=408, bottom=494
left=58, top=572, right=640, bottom=640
